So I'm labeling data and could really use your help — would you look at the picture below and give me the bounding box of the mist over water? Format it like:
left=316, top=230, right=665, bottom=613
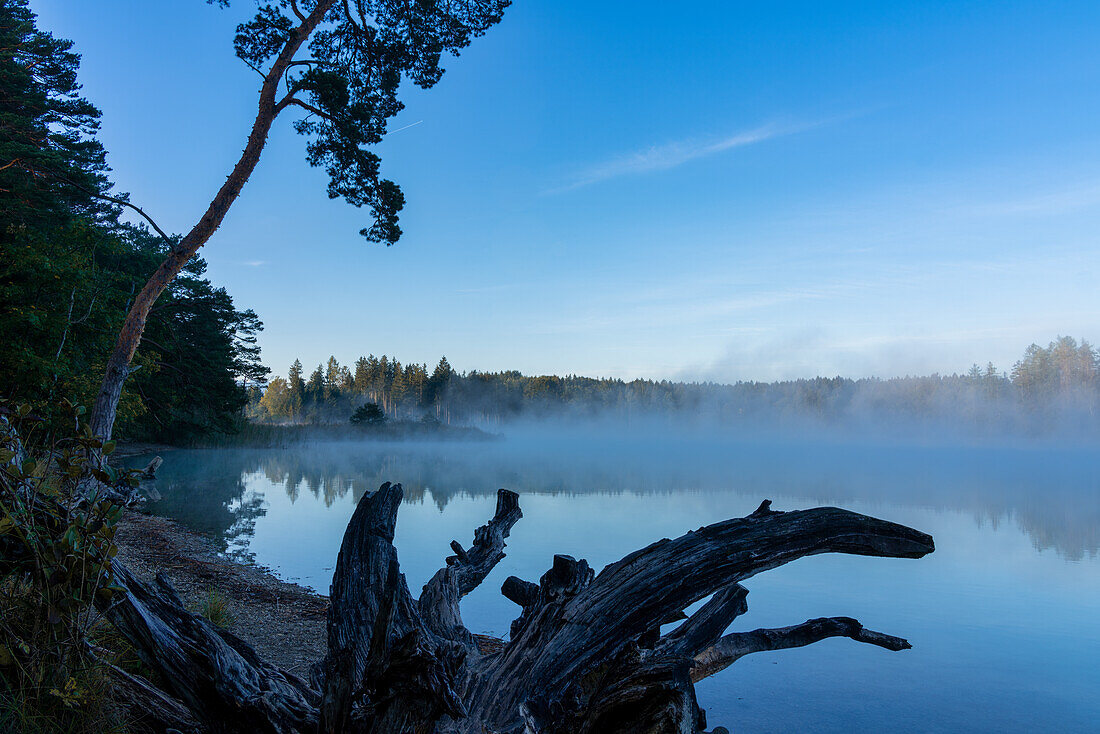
left=257, top=336, right=1100, bottom=449
left=131, top=425, right=1100, bottom=732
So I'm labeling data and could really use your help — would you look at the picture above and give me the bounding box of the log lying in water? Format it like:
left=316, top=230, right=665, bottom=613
left=105, top=486, right=933, bottom=733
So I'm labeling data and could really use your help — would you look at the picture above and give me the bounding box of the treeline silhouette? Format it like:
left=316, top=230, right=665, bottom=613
left=250, top=337, right=1100, bottom=437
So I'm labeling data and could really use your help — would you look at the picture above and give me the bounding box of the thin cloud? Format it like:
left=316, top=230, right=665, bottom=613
left=242, top=260, right=267, bottom=267
left=552, top=120, right=817, bottom=192
left=951, top=181, right=1100, bottom=219
left=456, top=282, right=527, bottom=294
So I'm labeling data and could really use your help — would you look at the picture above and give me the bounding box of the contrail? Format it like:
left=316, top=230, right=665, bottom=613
left=388, top=119, right=423, bottom=135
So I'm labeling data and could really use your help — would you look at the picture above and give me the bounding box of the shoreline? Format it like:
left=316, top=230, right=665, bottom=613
left=114, top=509, right=506, bottom=673
left=115, top=511, right=328, bottom=674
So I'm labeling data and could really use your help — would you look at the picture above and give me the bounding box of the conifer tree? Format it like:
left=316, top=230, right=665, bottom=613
left=390, top=366, right=408, bottom=417
left=74, top=0, right=511, bottom=439
left=306, top=364, right=325, bottom=406
left=353, top=356, right=370, bottom=395
left=287, top=358, right=305, bottom=416
left=324, top=356, right=342, bottom=401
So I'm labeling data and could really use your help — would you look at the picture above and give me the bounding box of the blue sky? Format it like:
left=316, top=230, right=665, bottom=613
left=32, top=0, right=1100, bottom=381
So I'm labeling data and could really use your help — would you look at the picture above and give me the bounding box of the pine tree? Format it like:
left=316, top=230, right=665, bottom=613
left=324, top=356, right=342, bottom=401
left=80, top=0, right=510, bottom=440
left=287, top=359, right=305, bottom=417
left=378, top=356, right=390, bottom=412
left=365, top=355, right=381, bottom=402
left=390, top=366, right=408, bottom=417
left=353, top=356, right=370, bottom=395
left=306, top=365, right=325, bottom=405
left=427, top=356, right=455, bottom=419
left=339, top=365, right=354, bottom=393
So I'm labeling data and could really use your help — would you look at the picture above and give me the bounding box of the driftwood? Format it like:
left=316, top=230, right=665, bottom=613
left=140, top=455, right=164, bottom=479
left=95, top=485, right=933, bottom=733
left=97, top=655, right=202, bottom=733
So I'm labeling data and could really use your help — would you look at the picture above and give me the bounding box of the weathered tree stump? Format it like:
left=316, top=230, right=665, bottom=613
left=100, top=484, right=934, bottom=733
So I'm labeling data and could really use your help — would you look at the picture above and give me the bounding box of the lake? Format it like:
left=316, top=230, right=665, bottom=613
left=129, top=430, right=1100, bottom=732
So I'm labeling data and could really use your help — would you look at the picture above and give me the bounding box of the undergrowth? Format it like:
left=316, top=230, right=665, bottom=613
left=0, top=400, right=141, bottom=733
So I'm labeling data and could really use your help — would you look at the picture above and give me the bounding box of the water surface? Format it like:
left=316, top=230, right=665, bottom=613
left=131, top=433, right=1100, bottom=732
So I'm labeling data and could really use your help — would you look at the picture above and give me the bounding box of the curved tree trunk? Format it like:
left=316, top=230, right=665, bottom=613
left=101, top=487, right=933, bottom=733
left=88, top=1, right=337, bottom=441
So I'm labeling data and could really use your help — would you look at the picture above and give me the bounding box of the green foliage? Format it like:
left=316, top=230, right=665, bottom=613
left=1011, top=336, right=1099, bottom=399
left=123, top=236, right=269, bottom=441
left=0, top=399, right=139, bottom=733
left=350, top=402, right=387, bottom=426
left=219, top=0, right=510, bottom=244
left=0, top=1, right=267, bottom=443
left=0, top=0, right=115, bottom=229
left=252, top=340, right=1100, bottom=437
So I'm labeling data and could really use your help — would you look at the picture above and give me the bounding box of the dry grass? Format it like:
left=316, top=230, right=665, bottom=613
left=199, top=588, right=234, bottom=630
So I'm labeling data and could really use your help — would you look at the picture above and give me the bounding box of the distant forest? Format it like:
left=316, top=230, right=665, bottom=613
left=253, top=336, right=1100, bottom=437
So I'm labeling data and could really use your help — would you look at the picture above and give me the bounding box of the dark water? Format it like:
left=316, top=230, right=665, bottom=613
left=129, top=432, right=1100, bottom=732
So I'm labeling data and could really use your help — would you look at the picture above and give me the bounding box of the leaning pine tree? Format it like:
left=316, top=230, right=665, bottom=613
left=86, top=0, right=510, bottom=440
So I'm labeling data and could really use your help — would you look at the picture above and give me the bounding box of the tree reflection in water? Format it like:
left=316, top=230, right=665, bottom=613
left=132, top=436, right=1100, bottom=562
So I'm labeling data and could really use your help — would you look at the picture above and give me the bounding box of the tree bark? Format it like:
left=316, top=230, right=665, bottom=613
left=91, top=484, right=932, bottom=733
left=98, top=565, right=319, bottom=733
left=460, top=501, right=933, bottom=734
left=97, top=657, right=202, bottom=733
left=88, top=1, right=337, bottom=441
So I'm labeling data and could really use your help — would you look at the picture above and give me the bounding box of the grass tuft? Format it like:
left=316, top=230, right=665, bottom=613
left=199, top=588, right=234, bottom=630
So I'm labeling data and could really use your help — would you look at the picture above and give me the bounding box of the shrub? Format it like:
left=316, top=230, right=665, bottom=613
left=0, top=400, right=139, bottom=733
left=349, top=402, right=387, bottom=426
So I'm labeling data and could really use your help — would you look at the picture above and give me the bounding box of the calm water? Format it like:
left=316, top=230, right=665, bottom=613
left=130, top=432, right=1100, bottom=732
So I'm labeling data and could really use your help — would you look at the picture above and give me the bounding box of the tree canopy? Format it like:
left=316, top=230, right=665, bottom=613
left=222, top=0, right=510, bottom=242
left=71, top=0, right=511, bottom=440
left=0, top=0, right=267, bottom=440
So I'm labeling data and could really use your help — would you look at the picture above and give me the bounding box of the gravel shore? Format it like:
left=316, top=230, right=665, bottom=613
left=114, top=510, right=328, bottom=675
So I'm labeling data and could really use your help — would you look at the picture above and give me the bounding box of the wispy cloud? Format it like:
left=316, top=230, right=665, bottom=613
left=949, top=180, right=1100, bottom=219
left=455, top=282, right=528, bottom=295
left=242, top=260, right=267, bottom=267
left=552, top=120, right=819, bottom=192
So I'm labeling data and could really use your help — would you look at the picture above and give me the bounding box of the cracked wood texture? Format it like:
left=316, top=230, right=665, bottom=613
left=459, top=502, right=933, bottom=734
left=93, top=483, right=932, bottom=733
left=100, top=565, right=319, bottom=733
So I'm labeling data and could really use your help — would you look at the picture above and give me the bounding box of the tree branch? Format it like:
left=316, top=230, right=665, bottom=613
left=52, top=173, right=174, bottom=248
left=99, top=564, right=318, bottom=730
left=691, top=617, right=912, bottom=682
left=465, top=505, right=933, bottom=733
left=657, top=583, right=749, bottom=658
left=419, top=489, right=522, bottom=642
left=276, top=94, right=337, bottom=121
left=343, top=0, right=365, bottom=34
left=320, top=482, right=467, bottom=733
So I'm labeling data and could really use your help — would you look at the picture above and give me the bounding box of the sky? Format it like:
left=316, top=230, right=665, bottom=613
left=31, top=0, right=1100, bottom=382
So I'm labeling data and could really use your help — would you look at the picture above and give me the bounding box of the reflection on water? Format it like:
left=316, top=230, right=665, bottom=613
left=130, top=434, right=1100, bottom=733
left=138, top=435, right=1100, bottom=562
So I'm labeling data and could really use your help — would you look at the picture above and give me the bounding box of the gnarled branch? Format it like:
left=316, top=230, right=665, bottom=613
left=419, top=488, right=521, bottom=643
left=85, top=474, right=931, bottom=734
left=464, top=505, right=933, bottom=733
left=691, top=616, right=912, bottom=682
